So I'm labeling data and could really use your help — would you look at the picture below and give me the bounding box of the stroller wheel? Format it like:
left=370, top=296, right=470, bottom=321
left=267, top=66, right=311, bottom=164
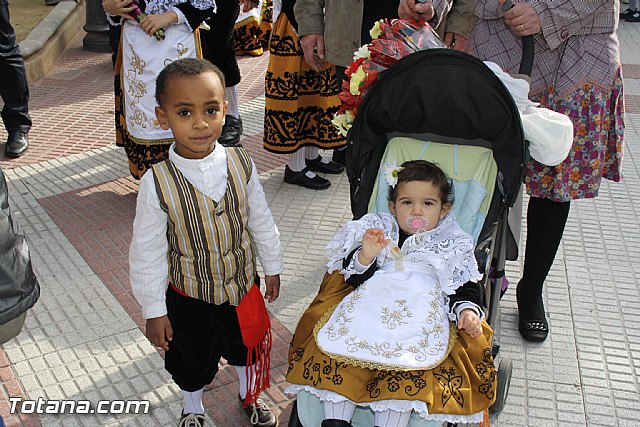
left=288, top=399, right=304, bottom=427
left=490, top=357, right=513, bottom=414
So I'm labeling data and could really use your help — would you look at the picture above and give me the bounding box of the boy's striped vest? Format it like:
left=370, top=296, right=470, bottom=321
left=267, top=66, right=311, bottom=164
left=151, top=148, right=256, bottom=305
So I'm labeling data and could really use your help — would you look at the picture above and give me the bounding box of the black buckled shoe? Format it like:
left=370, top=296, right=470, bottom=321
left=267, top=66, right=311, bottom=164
left=516, top=282, right=549, bottom=342
left=178, top=411, right=204, bottom=427
left=332, top=147, right=346, bottom=167
left=218, top=115, right=243, bottom=147
left=306, top=156, right=345, bottom=174
left=5, top=130, right=29, bottom=158
left=284, top=166, right=331, bottom=190
left=239, top=395, right=278, bottom=427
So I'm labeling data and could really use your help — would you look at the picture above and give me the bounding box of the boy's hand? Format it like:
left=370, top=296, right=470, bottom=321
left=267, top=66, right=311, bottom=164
left=139, top=11, right=177, bottom=36
left=458, top=309, right=482, bottom=338
left=264, top=274, right=280, bottom=303
left=359, top=228, right=389, bottom=265
left=146, top=315, right=173, bottom=351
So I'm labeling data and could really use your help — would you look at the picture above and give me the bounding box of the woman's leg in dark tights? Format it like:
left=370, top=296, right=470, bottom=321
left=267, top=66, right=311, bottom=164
left=518, top=196, right=571, bottom=320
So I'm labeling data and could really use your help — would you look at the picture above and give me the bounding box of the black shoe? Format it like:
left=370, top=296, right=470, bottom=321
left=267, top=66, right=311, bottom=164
left=332, top=147, right=346, bottom=167
left=5, top=130, right=29, bottom=158
left=306, top=156, right=344, bottom=174
left=218, top=115, right=243, bottom=147
left=516, top=281, right=549, bottom=342
left=627, top=10, right=640, bottom=21
left=284, top=166, right=330, bottom=190
left=621, top=8, right=636, bottom=19
left=178, top=411, right=204, bottom=427
left=239, top=395, right=278, bottom=427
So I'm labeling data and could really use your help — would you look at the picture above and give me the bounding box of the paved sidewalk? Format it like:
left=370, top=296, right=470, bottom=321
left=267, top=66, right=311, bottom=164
left=0, top=20, right=639, bottom=427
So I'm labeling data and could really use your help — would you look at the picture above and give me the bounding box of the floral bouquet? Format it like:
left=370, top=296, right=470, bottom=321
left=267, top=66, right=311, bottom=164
left=332, top=19, right=445, bottom=136
left=129, top=0, right=166, bottom=40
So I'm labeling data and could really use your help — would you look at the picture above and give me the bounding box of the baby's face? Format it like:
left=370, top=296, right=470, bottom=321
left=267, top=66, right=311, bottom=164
left=155, top=71, right=227, bottom=159
left=388, top=180, right=451, bottom=234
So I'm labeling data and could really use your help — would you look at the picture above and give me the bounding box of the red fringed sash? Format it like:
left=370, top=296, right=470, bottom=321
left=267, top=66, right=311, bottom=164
left=236, top=284, right=272, bottom=407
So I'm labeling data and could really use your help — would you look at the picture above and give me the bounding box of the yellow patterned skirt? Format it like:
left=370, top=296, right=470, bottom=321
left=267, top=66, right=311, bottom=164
left=286, top=271, right=497, bottom=420
left=234, top=0, right=272, bottom=56
left=263, top=14, right=346, bottom=153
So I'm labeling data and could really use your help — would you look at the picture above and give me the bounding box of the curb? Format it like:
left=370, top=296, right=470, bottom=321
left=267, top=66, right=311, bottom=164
left=20, top=0, right=86, bottom=82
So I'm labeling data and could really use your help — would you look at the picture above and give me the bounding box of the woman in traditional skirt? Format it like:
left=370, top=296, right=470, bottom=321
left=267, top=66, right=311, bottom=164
left=104, top=0, right=216, bottom=179
left=465, top=0, right=624, bottom=342
left=264, top=0, right=346, bottom=190
left=234, top=0, right=273, bottom=56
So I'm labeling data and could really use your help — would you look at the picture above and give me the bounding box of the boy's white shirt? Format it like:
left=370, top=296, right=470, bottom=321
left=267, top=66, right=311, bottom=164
left=129, top=142, right=284, bottom=319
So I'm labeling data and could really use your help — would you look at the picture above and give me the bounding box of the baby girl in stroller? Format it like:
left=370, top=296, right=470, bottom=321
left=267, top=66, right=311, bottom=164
left=285, top=160, right=496, bottom=426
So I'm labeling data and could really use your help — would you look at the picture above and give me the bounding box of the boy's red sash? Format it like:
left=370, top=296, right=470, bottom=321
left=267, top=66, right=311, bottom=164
left=236, top=284, right=272, bottom=406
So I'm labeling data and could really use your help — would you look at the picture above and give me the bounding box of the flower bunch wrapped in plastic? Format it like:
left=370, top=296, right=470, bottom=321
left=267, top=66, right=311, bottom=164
left=129, top=0, right=166, bottom=40
left=332, top=19, right=445, bottom=136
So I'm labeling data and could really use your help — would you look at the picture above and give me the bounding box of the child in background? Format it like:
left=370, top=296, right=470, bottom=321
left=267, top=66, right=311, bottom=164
left=129, top=58, right=282, bottom=427
left=103, top=0, right=216, bottom=179
left=286, top=160, right=496, bottom=426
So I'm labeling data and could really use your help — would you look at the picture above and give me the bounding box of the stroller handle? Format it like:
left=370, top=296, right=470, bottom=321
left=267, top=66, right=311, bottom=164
left=502, top=0, right=535, bottom=77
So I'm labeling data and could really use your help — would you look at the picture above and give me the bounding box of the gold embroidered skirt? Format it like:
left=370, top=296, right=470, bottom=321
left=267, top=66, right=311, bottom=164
left=286, top=271, right=497, bottom=420
left=263, top=14, right=346, bottom=154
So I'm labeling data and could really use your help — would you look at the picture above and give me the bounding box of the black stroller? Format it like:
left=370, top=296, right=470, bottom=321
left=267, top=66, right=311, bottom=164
left=287, top=29, right=534, bottom=426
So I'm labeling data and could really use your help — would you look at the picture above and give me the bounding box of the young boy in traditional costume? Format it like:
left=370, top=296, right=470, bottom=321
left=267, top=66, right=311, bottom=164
left=129, top=58, right=282, bottom=427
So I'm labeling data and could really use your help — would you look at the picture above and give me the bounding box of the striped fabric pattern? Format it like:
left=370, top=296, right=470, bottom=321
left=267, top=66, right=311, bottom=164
left=152, top=148, right=256, bottom=306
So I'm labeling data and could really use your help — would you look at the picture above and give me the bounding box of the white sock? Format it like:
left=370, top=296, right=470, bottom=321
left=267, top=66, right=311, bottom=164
left=323, top=400, right=356, bottom=422
left=288, top=149, right=317, bottom=178
left=373, top=409, right=411, bottom=427
left=181, top=388, right=205, bottom=415
left=234, top=365, right=256, bottom=400
left=305, top=146, right=319, bottom=160
left=225, top=85, right=240, bottom=118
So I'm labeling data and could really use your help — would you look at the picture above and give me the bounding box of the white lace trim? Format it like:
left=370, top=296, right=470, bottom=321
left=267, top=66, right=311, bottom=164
left=285, top=385, right=485, bottom=423
left=145, top=0, right=215, bottom=15
left=326, top=213, right=398, bottom=273
left=326, top=213, right=482, bottom=295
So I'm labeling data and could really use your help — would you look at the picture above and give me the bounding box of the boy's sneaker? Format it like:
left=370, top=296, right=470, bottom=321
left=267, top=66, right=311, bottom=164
left=239, top=395, right=278, bottom=427
left=179, top=412, right=205, bottom=427
left=620, top=8, right=635, bottom=19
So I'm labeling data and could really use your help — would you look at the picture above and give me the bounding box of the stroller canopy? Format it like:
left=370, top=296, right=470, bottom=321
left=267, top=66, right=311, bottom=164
left=346, top=49, right=526, bottom=219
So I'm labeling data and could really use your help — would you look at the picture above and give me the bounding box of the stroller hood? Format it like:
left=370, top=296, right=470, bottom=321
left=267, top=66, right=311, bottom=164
left=346, top=49, right=526, bottom=219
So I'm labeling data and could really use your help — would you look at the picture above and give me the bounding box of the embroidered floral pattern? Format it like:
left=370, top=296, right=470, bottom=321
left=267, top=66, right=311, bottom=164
left=476, top=348, right=496, bottom=400
left=381, top=300, right=412, bottom=329
left=365, top=370, right=427, bottom=399
left=434, top=367, right=464, bottom=407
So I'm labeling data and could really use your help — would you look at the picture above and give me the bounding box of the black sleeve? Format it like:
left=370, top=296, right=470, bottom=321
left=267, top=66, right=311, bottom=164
left=175, top=3, right=216, bottom=31
left=342, top=247, right=378, bottom=287
left=281, top=0, right=299, bottom=32
left=448, top=280, right=483, bottom=312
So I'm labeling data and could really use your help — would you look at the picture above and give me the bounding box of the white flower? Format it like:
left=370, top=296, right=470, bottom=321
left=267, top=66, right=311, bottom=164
left=383, top=161, right=404, bottom=187
left=353, top=44, right=371, bottom=61
left=369, top=20, right=383, bottom=40
left=332, top=111, right=355, bottom=137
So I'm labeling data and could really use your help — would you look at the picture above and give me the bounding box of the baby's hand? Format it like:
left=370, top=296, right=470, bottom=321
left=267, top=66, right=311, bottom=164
left=359, top=228, right=389, bottom=265
left=139, top=11, right=177, bottom=36
left=457, top=308, right=483, bottom=338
